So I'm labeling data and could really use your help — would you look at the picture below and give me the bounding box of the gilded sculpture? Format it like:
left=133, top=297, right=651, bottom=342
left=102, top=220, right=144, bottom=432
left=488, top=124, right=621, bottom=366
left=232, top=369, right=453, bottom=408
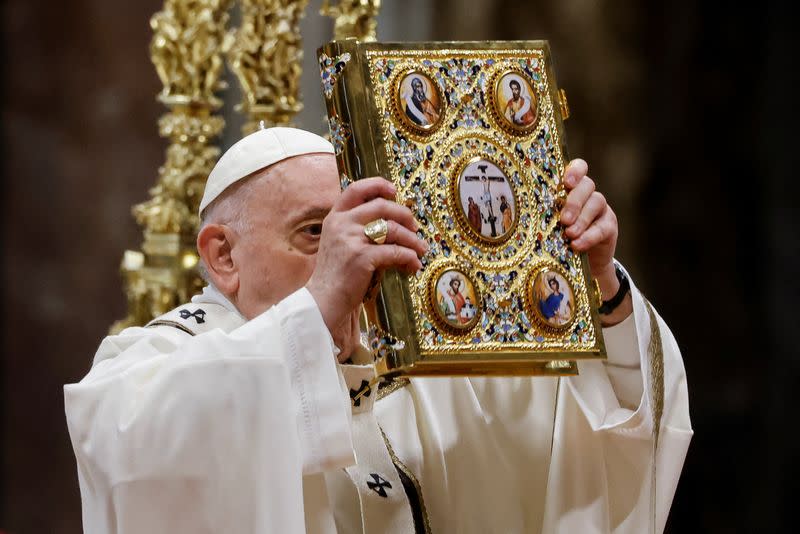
left=321, top=0, right=381, bottom=41
left=226, top=0, right=310, bottom=131
left=112, top=0, right=232, bottom=332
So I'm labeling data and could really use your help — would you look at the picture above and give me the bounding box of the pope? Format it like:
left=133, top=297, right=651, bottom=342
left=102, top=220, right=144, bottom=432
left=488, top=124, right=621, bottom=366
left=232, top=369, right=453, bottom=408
left=65, top=127, right=692, bottom=533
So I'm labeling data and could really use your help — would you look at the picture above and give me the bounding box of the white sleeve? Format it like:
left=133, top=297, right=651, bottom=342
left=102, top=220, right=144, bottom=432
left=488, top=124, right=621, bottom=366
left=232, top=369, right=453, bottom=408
left=64, top=288, right=354, bottom=534
left=544, top=276, right=693, bottom=533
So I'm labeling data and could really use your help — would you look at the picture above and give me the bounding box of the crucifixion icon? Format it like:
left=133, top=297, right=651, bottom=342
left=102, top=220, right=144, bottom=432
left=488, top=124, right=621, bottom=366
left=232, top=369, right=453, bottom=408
left=464, top=163, right=506, bottom=237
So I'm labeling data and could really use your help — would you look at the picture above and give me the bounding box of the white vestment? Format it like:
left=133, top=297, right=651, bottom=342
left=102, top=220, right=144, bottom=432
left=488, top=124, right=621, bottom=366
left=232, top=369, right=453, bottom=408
left=65, top=271, right=692, bottom=533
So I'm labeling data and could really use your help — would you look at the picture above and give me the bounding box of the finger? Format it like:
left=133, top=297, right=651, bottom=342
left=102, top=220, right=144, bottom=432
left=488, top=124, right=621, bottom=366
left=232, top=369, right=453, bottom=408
left=351, top=197, right=419, bottom=233
left=560, top=175, right=595, bottom=225
left=571, top=209, right=617, bottom=251
left=379, top=221, right=428, bottom=257
left=562, top=159, right=588, bottom=190
left=565, top=191, right=606, bottom=239
left=369, top=244, right=423, bottom=273
left=335, top=177, right=396, bottom=212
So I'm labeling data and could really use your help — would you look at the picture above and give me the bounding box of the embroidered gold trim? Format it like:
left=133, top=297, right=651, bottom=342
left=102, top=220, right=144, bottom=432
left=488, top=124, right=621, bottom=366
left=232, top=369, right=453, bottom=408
left=377, top=377, right=410, bottom=401
left=643, top=297, right=665, bottom=534
left=548, top=376, right=561, bottom=460
left=380, top=427, right=433, bottom=534
left=145, top=320, right=196, bottom=336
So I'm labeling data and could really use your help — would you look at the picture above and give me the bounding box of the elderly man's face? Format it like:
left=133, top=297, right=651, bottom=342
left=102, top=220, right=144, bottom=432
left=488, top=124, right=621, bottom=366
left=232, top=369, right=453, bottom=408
left=232, top=153, right=340, bottom=320
left=412, top=78, right=424, bottom=98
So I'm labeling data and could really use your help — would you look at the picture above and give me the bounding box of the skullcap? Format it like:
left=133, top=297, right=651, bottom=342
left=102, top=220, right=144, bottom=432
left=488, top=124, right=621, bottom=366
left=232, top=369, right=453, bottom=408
left=199, top=126, right=334, bottom=216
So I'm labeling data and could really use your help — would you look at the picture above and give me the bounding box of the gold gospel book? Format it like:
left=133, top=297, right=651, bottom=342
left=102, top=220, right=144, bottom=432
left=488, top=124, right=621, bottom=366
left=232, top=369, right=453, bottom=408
left=318, top=40, right=606, bottom=377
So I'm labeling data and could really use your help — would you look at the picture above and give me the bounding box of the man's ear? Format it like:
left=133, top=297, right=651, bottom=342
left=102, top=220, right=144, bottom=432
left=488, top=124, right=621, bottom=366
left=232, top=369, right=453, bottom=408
left=197, top=224, right=239, bottom=295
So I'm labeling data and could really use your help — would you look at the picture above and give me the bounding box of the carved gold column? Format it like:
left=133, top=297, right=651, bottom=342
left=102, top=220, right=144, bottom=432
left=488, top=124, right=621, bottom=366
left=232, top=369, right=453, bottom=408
left=226, top=0, right=310, bottom=132
left=320, top=0, right=381, bottom=41
left=112, top=0, right=233, bottom=333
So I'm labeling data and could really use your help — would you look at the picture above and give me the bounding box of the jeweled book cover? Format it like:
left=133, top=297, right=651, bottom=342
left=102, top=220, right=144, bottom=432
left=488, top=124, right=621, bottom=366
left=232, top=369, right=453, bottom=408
left=318, top=40, right=606, bottom=377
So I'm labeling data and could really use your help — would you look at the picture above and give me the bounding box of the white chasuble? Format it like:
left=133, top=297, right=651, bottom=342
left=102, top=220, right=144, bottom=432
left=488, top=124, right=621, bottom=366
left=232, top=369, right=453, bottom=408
left=65, top=272, right=692, bottom=534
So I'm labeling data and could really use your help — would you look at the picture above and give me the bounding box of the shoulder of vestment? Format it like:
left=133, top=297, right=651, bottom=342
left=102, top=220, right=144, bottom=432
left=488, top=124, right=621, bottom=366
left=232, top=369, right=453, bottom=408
left=144, top=301, right=244, bottom=337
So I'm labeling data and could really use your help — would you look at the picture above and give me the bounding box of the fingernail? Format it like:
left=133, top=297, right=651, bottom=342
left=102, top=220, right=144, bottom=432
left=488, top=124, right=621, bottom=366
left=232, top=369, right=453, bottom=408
left=562, top=209, right=574, bottom=222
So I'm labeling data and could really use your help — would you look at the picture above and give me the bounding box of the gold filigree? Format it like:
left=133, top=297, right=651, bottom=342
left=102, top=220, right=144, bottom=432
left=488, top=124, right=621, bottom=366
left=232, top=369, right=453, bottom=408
left=226, top=0, right=309, bottom=132
left=321, top=0, right=381, bottom=41
left=134, top=111, right=225, bottom=234
left=367, top=50, right=598, bottom=354
left=319, top=52, right=352, bottom=99
left=558, top=88, right=570, bottom=121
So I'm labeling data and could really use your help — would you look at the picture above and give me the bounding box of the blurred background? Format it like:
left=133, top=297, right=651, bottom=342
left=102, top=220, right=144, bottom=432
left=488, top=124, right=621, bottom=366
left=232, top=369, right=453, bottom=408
left=2, top=0, right=797, bottom=532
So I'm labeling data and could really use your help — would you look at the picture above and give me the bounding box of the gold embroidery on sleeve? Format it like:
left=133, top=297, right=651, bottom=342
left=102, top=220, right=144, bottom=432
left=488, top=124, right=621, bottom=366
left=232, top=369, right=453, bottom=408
left=145, top=320, right=196, bottom=336
left=643, top=297, right=665, bottom=534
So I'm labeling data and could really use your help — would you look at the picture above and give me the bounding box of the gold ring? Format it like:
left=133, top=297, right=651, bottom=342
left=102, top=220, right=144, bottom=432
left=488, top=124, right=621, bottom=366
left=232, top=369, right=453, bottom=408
left=364, top=218, right=389, bottom=244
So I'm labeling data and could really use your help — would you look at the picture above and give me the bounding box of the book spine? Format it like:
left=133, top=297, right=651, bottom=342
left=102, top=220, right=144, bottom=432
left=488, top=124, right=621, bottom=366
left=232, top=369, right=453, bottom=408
left=316, top=41, right=418, bottom=373
left=318, top=40, right=371, bottom=186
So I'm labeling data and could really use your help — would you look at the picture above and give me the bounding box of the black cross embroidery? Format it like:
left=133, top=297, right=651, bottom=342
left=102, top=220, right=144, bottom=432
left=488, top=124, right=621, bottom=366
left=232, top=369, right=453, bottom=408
left=349, top=379, right=372, bottom=407
left=178, top=309, right=206, bottom=324
left=367, top=473, right=392, bottom=498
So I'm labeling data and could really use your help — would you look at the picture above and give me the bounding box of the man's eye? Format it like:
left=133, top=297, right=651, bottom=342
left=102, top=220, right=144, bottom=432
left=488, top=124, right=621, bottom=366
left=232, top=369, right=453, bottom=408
left=303, top=224, right=323, bottom=236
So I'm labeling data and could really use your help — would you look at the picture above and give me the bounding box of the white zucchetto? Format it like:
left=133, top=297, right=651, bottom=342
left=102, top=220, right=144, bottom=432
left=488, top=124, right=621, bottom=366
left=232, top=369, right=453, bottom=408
left=199, top=126, right=335, bottom=216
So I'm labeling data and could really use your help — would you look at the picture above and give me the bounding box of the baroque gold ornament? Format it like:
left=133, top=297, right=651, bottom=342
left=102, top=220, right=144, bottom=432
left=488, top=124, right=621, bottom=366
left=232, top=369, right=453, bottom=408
left=112, top=0, right=232, bottom=333
left=320, top=0, right=381, bottom=41
left=150, top=0, right=233, bottom=107
left=226, top=0, right=310, bottom=132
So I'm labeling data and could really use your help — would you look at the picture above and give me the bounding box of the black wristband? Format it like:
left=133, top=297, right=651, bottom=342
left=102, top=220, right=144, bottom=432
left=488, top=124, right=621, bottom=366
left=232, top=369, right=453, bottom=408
left=598, top=264, right=630, bottom=315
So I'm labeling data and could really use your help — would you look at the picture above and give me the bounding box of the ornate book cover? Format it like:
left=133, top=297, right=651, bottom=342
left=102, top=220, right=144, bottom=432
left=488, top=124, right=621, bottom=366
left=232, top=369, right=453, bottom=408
left=318, top=40, right=606, bottom=377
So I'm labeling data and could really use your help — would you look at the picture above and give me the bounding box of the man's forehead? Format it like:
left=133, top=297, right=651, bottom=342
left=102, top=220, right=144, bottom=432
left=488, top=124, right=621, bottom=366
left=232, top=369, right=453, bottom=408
left=255, top=154, right=339, bottom=217
left=271, top=153, right=338, bottom=189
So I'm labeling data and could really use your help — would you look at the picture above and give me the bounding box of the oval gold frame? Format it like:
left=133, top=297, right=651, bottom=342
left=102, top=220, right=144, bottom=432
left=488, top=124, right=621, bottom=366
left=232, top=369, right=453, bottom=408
left=450, top=153, right=519, bottom=246
left=427, top=263, right=482, bottom=335
left=391, top=68, right=445, bottom=137
left=524, top=263, right=578, bottom=335
left=488, top=68, right=539, bottom=137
